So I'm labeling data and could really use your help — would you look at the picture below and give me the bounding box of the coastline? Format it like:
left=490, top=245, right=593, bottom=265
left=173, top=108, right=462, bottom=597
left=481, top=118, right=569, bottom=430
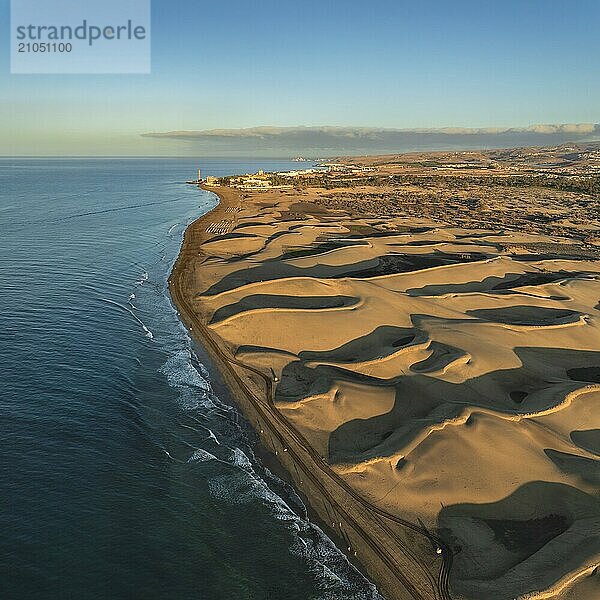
left=168, top=184, right=452, bottom=600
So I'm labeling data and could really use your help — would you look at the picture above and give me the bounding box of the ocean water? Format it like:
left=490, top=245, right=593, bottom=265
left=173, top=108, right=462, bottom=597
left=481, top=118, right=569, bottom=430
left=0, top=159, right=381, bottom=600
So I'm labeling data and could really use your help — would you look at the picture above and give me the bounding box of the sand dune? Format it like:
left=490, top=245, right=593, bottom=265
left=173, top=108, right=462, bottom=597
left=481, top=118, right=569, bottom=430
left=183, top=186, right=600, bottom=600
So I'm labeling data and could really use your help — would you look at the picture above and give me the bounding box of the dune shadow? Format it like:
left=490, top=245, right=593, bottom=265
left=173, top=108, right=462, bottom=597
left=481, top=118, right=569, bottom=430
left=466, top=306, right=582, bottom=326
left=323, top=346, right=600, bottom=463
left=509, top=252, right=595, bottom=262
left=233, top=221, right=278, bottom=230
left=202, top=231, right=259, bottom=243
left=278, top=239, right=370, bottom=261
left=347, top=251, right=490, bottom=278
left=210, top=294, right=359, bottom=324
left=202, top=249, right=494, bottom=296
left=545, top=449, right=600, bottom=486
left=437, top=482, right=600, bottom=599
left=509, top=390, right=528, bottom=404
left=571, top=430, right=600, bottom=456
left=409, top=341, right=468, bottom=373
left=275, top=360, right=404, bottom=406
left=567, top=366, right=600, bottom=383
left=202, top=258, right=381, bottom=296
left=491, top=270, right=593, bottom=290
left=406, top=270, right=591, bottom=297
left=299, top=325, right=422, bottom=363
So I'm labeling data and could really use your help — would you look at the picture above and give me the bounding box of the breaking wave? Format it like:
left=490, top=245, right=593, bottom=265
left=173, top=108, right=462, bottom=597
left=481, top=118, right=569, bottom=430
left=160, top=342, right=382, bottom=599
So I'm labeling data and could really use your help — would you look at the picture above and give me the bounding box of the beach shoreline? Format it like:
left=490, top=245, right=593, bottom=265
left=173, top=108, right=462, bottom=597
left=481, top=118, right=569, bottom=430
left=168, top=184, right=452, bottom=600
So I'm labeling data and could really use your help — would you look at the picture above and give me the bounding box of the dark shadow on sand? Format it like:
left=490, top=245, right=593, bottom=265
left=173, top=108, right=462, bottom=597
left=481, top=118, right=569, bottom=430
left=209, top=294, right=359, bottom=324
left=438, top=482, right=600, bottom=598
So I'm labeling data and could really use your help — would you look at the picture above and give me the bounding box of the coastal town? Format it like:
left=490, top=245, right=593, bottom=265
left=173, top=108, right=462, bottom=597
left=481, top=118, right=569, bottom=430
left=197, top=163, right=376, bottom=190
left=190, top=142, right=600, bottom=248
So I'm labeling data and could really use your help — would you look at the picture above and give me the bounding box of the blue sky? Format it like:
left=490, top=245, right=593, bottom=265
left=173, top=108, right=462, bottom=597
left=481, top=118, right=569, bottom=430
left=1, top=0, right=599, bottom=155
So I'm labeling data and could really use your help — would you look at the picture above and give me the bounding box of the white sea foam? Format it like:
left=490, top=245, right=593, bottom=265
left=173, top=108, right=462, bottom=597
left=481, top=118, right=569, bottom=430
left=195, top=361, right=211, bottom=380
left=177, top=387, right=215, bottom=411
left=188, top=448, right=217, bottom=463
left=160, top=349, right=211, bottom=390
left=159, top=349, right=221, bottom=414
left=208, top=471, right=272, bottom=505
left=135, top=270, right=149, bottom=286
left=208, top=446, right=291, bottom=509
left=206, top=428, right=220, bottom=445
left=229, top=446, right=253, bottom=472
left=162, top=449, right=177, bottom=461
left=204, top=444, right=382, bottom=599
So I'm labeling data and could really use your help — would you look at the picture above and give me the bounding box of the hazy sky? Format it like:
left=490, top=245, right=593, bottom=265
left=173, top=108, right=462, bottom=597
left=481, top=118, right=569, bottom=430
left=2, top=0, right=600, bottom=155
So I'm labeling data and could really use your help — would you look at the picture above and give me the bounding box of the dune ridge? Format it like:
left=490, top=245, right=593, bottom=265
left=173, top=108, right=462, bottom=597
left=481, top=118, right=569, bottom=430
left=172, top=181, right=600, bottom=600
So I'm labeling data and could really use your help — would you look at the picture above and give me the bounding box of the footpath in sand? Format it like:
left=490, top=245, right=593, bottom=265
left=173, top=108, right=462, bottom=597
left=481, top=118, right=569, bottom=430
left=172, top=183, right=600, bottom=600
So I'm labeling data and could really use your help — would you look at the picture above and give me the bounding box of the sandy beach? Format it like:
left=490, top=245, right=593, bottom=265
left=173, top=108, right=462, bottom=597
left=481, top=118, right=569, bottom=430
left=170, top=161, right=600, bottom=600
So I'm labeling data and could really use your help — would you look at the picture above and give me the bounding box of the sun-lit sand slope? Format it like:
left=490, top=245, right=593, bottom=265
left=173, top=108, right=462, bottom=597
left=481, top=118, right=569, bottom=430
left=192, top=188, right=600, bottom=600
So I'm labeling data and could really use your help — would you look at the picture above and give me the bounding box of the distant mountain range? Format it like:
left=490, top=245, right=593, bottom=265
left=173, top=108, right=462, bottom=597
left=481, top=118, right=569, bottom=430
left=142, top=124, right=600, bottom=156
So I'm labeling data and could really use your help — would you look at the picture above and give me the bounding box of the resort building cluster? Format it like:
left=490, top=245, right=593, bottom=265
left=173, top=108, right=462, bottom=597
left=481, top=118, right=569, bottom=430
left=199, top=163, right=376, bottom=190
